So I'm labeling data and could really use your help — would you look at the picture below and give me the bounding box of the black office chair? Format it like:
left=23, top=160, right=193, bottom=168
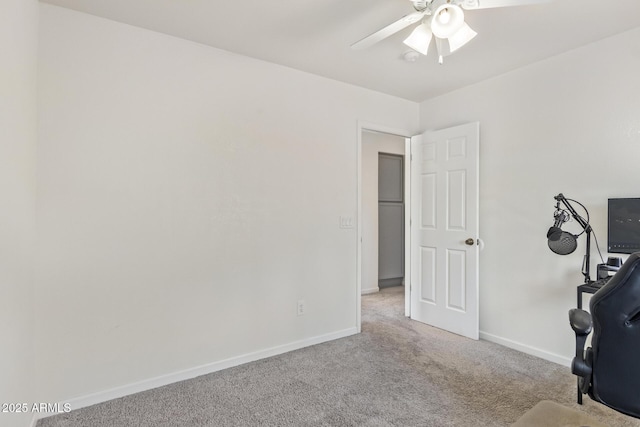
left=569, top=252, right=640, bottom=419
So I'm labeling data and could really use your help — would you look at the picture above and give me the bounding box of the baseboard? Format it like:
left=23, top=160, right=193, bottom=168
left=379, top=278, right=403, bottom=288
left=479, top=331, right=572, bottom=367
left=33, top=327, right=358, bottom=423
left=361, top=287, right=379, bottom=295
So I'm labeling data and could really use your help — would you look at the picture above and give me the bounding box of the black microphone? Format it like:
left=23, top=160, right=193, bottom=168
left=548, top=231, right=578, bottom=255
left=546, top=193, right=585, bottom=256
left=547, top=210, right=569, bottom=241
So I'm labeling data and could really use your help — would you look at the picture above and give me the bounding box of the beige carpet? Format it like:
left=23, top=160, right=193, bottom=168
left=38, top=286, right=640, bottom=426
left=512, top=400, right=606, bottom=426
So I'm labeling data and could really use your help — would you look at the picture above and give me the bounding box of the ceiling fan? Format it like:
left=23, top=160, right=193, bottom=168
left=351, top=0, right=551, bottom=63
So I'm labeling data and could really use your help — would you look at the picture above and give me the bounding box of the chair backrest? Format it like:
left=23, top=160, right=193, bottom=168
left=589, top=252, right=640, bottom=418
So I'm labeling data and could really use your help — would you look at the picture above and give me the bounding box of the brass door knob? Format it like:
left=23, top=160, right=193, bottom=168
left=465, top=238, right=475, bottom=246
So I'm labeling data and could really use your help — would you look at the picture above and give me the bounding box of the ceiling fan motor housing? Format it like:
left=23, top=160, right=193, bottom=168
left=411, top=0, right=430, bottom=12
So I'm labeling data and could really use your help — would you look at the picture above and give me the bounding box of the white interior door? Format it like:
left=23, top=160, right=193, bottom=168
left=410, top=122, right=479, bottom=339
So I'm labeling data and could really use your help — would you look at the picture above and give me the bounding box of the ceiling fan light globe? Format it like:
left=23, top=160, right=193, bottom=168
left=403, top=23, right=433, bottom=56
left=431, top=4, right=465, bottom=39
left=447, top=22, right=477, bottom=52
left=438, top=9, right=451, bottom=24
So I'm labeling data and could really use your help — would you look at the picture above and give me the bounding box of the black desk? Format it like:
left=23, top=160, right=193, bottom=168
left=577, top=282, right=606, bottom=309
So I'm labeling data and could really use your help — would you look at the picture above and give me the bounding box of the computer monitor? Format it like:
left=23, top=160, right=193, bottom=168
left=608, top=198, right=640, bottom=254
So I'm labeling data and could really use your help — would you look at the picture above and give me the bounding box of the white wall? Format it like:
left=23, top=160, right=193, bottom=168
left=419, top=27, right=640, bottom=364
left=361, top=131, right=406, bottom=294
left=31, top=0, right=640, bottom=411
left=0, top=1, right=38, bottom=426
left=35, top=4, right=419, bottom=405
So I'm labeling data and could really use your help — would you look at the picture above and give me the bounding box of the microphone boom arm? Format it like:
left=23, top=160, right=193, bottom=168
left=554, top=193, right=592, bottom=283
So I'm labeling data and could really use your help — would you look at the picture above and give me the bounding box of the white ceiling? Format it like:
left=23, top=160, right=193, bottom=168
left=40, top=0, right=640, bottom=102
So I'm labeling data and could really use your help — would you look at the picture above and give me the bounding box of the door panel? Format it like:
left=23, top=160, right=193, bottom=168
left=378, top=155, right=403, bottom=202
left=447, top=249, right=466, bottom=311
left=419, top=246, right=436, bottom=303
left=378, top=153, right=404, bottom=286
left=421, top=174, right=436, bottom=228
left=379, top=202, right=404, bottom=279
left=447, top=170, right=466, bottom=230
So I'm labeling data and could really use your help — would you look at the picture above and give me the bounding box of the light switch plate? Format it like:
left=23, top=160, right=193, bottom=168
left=339, top=216, right=354, bottom=229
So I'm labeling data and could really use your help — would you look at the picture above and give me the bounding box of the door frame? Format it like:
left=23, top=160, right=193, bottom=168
left=356, top=121, right=413, bottom=332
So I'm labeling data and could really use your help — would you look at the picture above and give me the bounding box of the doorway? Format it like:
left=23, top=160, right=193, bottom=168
left=357, top=125, right=412, bottom=332
left=357, top=121, right=480, bottom=339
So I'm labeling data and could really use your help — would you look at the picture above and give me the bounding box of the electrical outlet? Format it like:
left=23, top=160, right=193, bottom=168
left=297, top=299, right=305, bottom=316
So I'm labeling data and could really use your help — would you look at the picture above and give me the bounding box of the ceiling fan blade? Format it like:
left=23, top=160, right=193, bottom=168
left=351, top=11, right=427, bottom=50
left=459, top=0, right=551, bottom=10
